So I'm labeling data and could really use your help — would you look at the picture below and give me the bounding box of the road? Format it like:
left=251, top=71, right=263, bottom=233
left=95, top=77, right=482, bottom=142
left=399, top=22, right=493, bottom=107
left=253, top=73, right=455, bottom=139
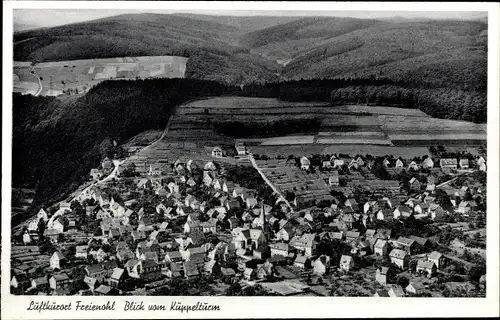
left=30, top=66, right=43, bottom=96
left=248, top=154, right=294, bottom=212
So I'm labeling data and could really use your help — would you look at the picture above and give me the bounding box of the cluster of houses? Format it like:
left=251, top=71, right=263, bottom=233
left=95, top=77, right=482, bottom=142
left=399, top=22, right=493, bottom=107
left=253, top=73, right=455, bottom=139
left=12, top=148, right=486, bottom=297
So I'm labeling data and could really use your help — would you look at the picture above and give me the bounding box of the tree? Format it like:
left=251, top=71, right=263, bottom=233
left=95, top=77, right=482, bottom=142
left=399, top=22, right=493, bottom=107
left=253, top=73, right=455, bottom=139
left=99, top=137, right=114, bottom=159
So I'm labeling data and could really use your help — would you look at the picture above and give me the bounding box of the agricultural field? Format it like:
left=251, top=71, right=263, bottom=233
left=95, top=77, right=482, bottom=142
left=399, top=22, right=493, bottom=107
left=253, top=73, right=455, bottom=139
left=13, top=55, right=188, bottom=96
left=162, top=97, right=486, bottom=158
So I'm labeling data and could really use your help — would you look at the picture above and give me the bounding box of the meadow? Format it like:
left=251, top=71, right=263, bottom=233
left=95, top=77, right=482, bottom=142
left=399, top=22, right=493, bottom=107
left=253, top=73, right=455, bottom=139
left=13, top=55, right=188, bottom=96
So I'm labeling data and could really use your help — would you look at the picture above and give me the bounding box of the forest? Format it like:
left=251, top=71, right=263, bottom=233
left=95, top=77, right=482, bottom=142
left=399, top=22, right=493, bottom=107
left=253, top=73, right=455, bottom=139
left=213, top=119, right=321, bottom=138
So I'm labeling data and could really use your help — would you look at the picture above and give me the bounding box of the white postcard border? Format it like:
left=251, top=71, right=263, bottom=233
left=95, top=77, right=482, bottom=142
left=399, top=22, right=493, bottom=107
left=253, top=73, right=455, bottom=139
left=2, top=2, right=499, bottom=319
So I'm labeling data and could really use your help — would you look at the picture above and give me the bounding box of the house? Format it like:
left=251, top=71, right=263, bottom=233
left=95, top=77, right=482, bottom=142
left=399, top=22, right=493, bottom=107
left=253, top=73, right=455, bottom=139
left=339, top=255, right=354, bottom=271
left=322, top=160, right=332, bottom=168
left=388, top=285, right=405, bottom=297
left=101, top=157, right=113, bottom=170
left=421, top=157, right=434, bottom=169
left=416, top=260, right=436, bottom=277
left=235, top=143, right=247, bottom=156
left=373, top=290, right=390, bottom=297
left=184, top=261, right=200, bottom=279
left=23, top=231, right=32, bottom=244
left=269, top=242, right=292, bottom=257
left=85, top=264, right=107, bottom=282
left=50, top=251, right=66, bottom=270
left=476, top=156, right=486, bottom=171
left=204, top=260, right=221, bottom=276
left=409, top=177, right=421, bottom=191
left=440, top=158, right=457, bottom=169
left=313, top=255, right=331, bottom=275
left=90, top=168, right=103, bottom=180
left=395, top=159, right=404, bottom=168
left=375, top=267, right=391, bottom=286
left=83, top=276, right=98, bottom=292
left=289, top=234, right=316, bottom=257
left=211, top=146, right=223, bottom=158
left=75, top=245, right=88, bottom=259
left=293, top=255, right=310, bottom=269
left=345, top=231, right=360, bottom=242
left=108, top=268, right=127, bottom=289
left=220, top=268, right=237, bottom=284
left=31, top=277, right=49, bottom=291
left=405, top=282, right=425, bottom=295
left=328, top=175, right=339, bottom=186
left=393, top=206, right=413, bottom=220
left=457, top=201, right=472, bottom=214
left=459, top=159, right=470, bottom=169
left=427, top=251, right=446, bottom=269
left=137, top=178, right=152, bottom=189
left=45, top=229, right=59, bottom=243
left=377, top=209, right=393, bottom=221
left=52, top=218, right=65, bottom=234
left=94, top=285, right=118, bottom=296
left=395, top=237, right=417, bottom=255
left=407, top=161, right=419, bottom=171
left=10, top=273, right=30, bottom=290
left=389, top=249, right=409, bottom=269
left=276, top=225, right=295, bottom=242
left=49, top=273, right=71, bottom=290
left=373, top=239, right=389, bottom=257
left=300, top=157, right=310, bottom=170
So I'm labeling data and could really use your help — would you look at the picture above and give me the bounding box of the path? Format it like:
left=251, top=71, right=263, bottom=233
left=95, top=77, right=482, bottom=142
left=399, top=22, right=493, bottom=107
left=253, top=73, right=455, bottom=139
left=30, top=66, right=43, bottom=96
left=248, top=153, right=294, bottom=212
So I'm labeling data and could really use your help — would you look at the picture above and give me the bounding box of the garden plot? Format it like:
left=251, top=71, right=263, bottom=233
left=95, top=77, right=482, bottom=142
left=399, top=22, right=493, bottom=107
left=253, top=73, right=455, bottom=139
left=260, top=135, right=315, bottom=145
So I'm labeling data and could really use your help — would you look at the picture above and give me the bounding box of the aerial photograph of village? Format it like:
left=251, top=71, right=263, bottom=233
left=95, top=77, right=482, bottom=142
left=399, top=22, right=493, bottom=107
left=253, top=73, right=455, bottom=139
left=10, top=8, right=488, bottom=298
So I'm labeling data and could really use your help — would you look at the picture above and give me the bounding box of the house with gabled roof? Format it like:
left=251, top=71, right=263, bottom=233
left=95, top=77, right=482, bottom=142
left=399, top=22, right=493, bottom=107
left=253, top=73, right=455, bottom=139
left=49, top=273, right=71, bottom=290
left=416, top=260, right=436, bottom=277
left=427, top=251, right=446, bottom=269
left=50, top=251, right=65, bottom=270
left=339, top=255, right=354, bottom=271
left=389, top=249, right=409, bottom=269
left=388, top=285, right=405, bottom=297
left=421, top=157, right=434, bottom=169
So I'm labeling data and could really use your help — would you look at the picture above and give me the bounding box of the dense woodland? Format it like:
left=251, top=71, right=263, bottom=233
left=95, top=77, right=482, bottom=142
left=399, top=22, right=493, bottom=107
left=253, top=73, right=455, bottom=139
left=214, top=119, right=321, bottom=138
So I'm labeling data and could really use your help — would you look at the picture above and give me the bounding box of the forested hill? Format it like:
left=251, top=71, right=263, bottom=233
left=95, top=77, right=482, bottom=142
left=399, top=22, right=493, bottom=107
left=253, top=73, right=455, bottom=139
left=14, top=13, right=487, bottom=90
left=12, top=79, right=239, bottom=208
left=242, top=17, right=487, bottom=91
left=13, top=13, right=281, bottom=84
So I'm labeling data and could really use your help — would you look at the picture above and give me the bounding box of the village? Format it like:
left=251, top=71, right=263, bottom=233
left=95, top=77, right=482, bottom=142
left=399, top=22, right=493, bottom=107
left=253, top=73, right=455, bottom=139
left=11, top=142, right=487, bottom=297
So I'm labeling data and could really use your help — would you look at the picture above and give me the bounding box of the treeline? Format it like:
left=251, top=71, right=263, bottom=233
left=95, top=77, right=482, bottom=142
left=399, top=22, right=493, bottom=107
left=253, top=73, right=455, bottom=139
left=12, top=78, right=238, bottom=207
left=213, top=118, right=320, bottom=138
left=330, top=86, right=487, bottom=123
left=239, top=79, right=487, bottom=123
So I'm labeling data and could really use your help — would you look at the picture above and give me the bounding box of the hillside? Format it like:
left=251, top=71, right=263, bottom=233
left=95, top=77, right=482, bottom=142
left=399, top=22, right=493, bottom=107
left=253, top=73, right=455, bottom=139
left=13, top=13, right=281, bottom=84
left=14, top=14, right=487, bottom=89
left=243, top=18, right=487, bottom=90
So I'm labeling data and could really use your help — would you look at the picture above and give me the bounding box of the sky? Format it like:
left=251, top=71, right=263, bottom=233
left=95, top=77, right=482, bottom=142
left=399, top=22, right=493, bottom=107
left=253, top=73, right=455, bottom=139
left=14, top=9, right=487, bottom=31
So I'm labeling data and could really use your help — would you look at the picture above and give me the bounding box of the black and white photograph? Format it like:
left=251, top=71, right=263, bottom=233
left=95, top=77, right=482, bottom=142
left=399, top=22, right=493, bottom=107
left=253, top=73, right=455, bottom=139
left=2, top=1, right=499, bottom=319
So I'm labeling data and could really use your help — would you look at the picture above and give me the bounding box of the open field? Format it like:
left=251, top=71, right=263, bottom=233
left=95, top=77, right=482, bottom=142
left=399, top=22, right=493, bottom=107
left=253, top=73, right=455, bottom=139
left=164, top=97, right=485, bottom=156
left=123, top=96, right=485, bottom=163
left=13, top=55, right=188, bottom=96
